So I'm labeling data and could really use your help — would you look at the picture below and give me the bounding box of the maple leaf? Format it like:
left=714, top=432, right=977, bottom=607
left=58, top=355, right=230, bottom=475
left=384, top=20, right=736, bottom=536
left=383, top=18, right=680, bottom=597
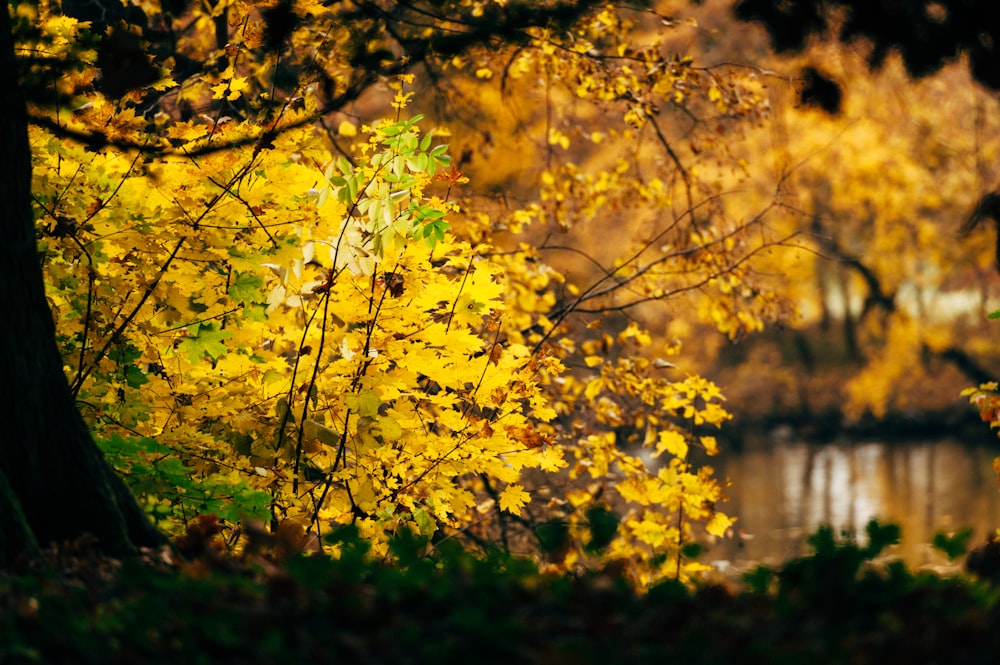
left=450, top=294, right=488, bottom=329
left=228, top=271, right=264, bottom=304
left=210, top=76, right=249, bottom=102
left=177, top=322, right=234, bottom=363
left=655, top=430, right=688, bottom=460
left=498, top=483, right=530, bottom=515
left=537, top=446, right=567, bottom=472
left=705, top=512, right=734, bottom=538
left=345, top=389, right=381, bottom=418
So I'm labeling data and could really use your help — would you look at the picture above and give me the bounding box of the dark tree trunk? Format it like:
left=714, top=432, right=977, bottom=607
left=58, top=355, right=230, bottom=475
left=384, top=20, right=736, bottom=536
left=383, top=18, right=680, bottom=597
left=0, top=4, right=163, bottom=565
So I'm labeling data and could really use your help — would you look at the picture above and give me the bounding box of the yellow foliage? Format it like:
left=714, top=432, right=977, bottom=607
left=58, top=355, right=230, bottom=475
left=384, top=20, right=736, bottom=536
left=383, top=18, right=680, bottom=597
left=20, top=0, right=780, bottom=588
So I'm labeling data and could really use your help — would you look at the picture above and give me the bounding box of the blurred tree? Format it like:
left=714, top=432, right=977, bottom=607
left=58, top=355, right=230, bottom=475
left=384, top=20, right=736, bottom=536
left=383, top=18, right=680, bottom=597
left=734, top=0, right=1000, bottom=90
left=693, top=0, right=1000, bottom=428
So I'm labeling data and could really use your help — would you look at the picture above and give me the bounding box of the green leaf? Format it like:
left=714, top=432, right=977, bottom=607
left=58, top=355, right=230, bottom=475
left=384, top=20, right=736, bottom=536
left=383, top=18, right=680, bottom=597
left=412, top=507, right=436, bottom=537
left=376, top=415, right=403, bottom=441
left=380, top=121, right=406, bottom=138
left=408, top=153, right=428, bottom=172
left=228, top=271, right=263, bottom=304
left=420, top=220, right=450, bottom=249
left=742, top=565, right=774, bottom=594
left=303, top=419, right=340, bottom=447
left=806, top=524, right=837, bottom=556
left=124, top=364, right=148, bottom=388
left=863, top=519, right=900, bottom=558
left=243, top=304, right=268, bottom=322
left=535, top=519, right=570, bottom=555
left=584, top=505, right=619, bottom=553
left=419, top=132, right=433, bottom=152
left=345, top=389, right=381, bottom=417
left=155, top=457, right=189, bottom=478
left=115, top=342, right=143, bottom=363
left=347, top=174, right=359, bottom=202
left=177, top=322, right=234, bottom=363
left=414, top=205, right=446, bottom=222
left=932, top=528, right=974, bottom=561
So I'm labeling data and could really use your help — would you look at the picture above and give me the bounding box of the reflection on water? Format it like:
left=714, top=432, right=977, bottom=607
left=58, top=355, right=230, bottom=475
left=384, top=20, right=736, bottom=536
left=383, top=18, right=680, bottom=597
left=708, top=437, right=1000, bottom=570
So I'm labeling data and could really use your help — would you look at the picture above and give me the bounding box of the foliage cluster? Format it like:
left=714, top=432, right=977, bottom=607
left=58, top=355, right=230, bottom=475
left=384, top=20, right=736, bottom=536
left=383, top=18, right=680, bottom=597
left=3, top=522, right=1000, bottom=665
left=961, top=307, right=1000, bottom=445
left=16, top=0, right=803, bottom=585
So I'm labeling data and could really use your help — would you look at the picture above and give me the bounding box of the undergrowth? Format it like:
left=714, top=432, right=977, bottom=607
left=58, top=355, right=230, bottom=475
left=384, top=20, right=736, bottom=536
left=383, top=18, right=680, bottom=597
left=2, top=521, right=999, bottom=665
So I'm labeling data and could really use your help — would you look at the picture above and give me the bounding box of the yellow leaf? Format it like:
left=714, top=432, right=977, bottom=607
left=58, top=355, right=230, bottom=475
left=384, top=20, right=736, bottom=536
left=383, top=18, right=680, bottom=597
left=227, top=76, right=249, bottom=100
left=532, top=405, right=558, bottom=421
left=150, top=75, right=177, bottom=91
left=631, top=518, right=668, bottom=548
left=547, top=128, right=570, bottom=149
left=498, top=483, right=530, bottom=515
left=656, top=431, right=688, bottom=459
left=538, top=447, right=566, bottom=472
left=700, top=436, right=719, bottom=456
left=475, top=67, right=494, bottom=79
left=584, top=377, right=604, bottom=401
left=210, top=81, right=233, bottom=101
left=337, top=120, right=358, bottom=137
left=705, top=512, right=734, bottom=538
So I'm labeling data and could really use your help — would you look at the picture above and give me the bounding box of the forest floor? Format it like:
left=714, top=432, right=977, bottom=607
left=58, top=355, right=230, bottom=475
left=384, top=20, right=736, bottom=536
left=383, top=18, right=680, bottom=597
left=3, top=523, right=1000, bottom=665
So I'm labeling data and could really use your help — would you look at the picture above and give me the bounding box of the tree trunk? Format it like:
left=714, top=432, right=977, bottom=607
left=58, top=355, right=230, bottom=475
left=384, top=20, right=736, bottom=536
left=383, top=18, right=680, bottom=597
left=0, top=4, right=163, bottom=564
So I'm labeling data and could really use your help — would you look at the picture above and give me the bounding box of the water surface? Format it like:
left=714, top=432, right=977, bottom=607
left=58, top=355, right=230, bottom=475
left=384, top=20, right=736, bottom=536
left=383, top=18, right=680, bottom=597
left=706, top=436, right=1000, bottom=573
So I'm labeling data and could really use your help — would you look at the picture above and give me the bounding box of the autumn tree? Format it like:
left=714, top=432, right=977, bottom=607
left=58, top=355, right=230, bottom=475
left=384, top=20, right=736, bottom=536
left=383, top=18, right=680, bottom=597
left=4, top=0, right=786, bottom=583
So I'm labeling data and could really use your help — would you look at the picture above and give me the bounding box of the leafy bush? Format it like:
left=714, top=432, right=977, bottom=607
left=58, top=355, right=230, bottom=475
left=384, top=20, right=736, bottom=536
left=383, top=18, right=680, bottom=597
left=97, top=434, right=271, bottom=531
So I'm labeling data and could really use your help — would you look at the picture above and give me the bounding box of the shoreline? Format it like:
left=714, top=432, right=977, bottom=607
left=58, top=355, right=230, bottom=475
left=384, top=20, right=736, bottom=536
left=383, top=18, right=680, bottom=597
left=719, top=409, right=999, bottom=449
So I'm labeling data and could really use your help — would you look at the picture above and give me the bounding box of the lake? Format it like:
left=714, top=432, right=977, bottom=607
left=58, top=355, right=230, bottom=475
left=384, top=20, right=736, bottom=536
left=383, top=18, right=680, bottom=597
left=705, top=434, right=1000, bottom=575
